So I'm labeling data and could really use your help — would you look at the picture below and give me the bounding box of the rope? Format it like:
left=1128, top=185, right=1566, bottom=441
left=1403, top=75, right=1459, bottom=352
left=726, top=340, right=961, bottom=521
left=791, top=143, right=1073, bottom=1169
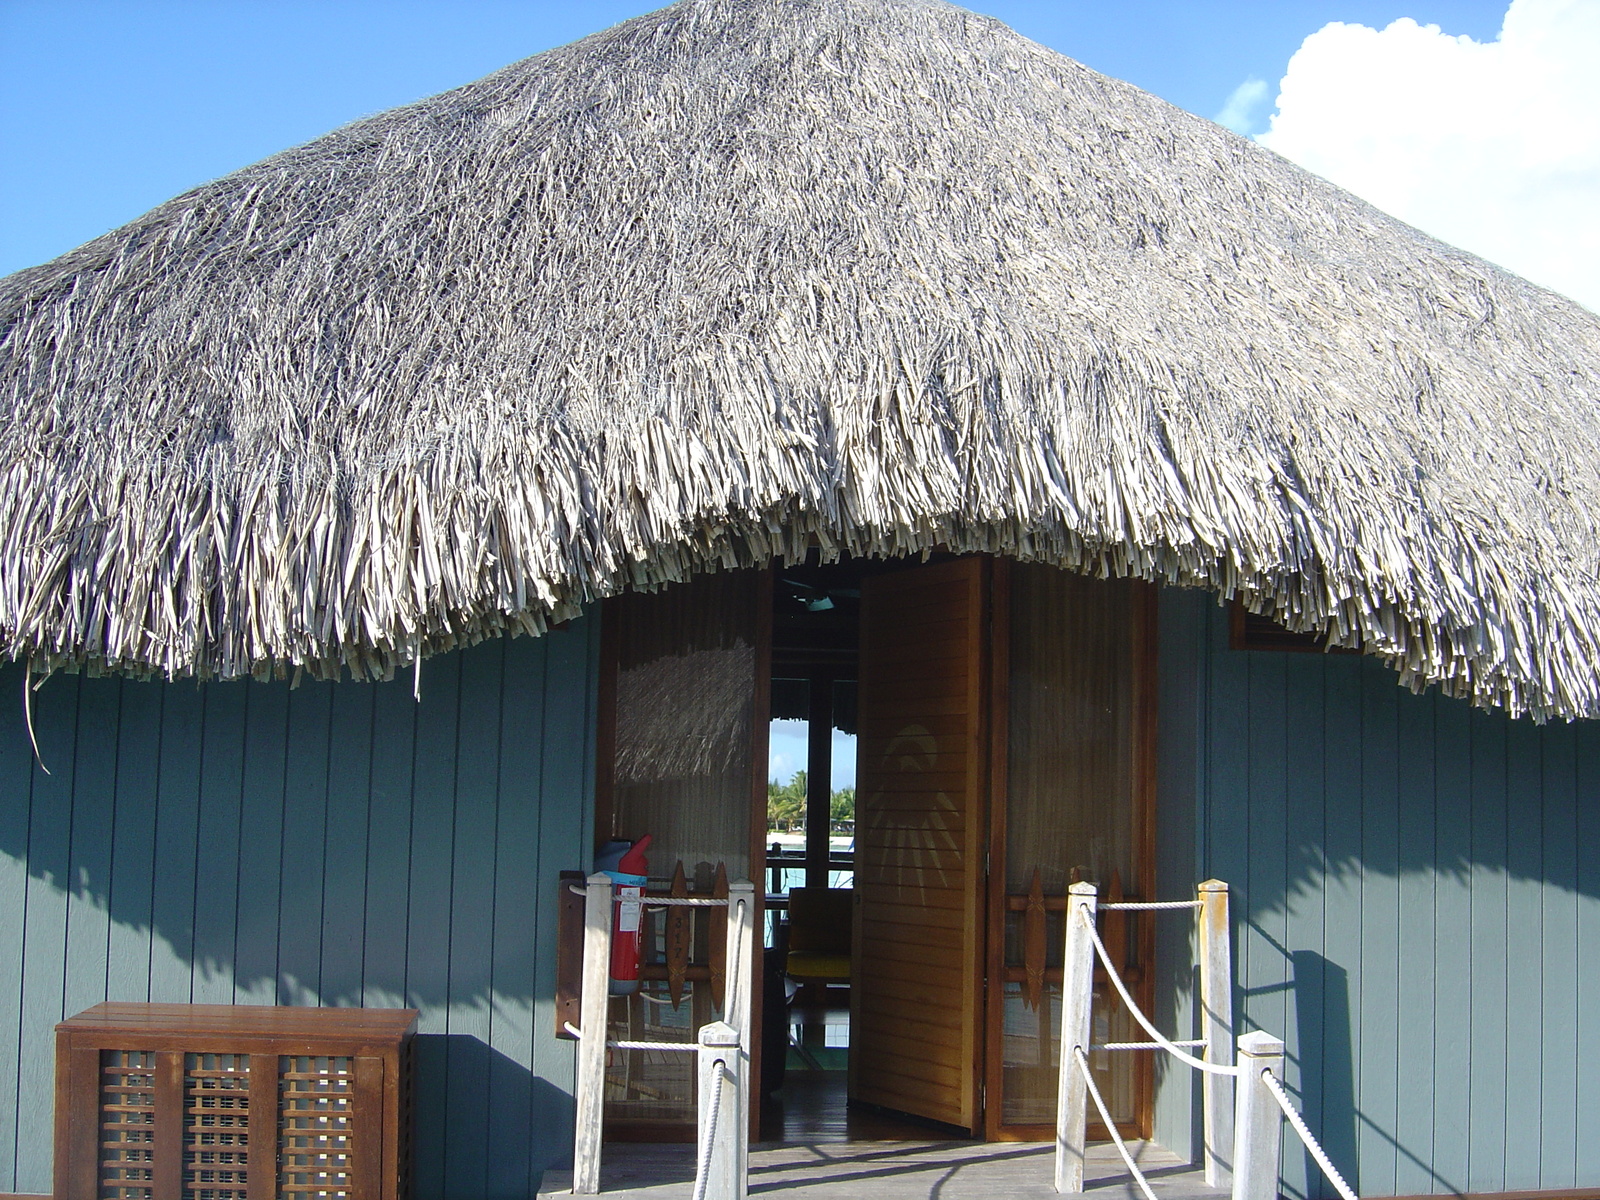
left=1072, top=1046, right=1158, bottom=1200
left=1261, top=1070, right=1360, bottom=1200
left=1099, top=900, right=1203, bottom=910
left=691, top=1057, right=727, bottom=1200
left=608, top=1040, right=699, bottom=1052
left=1097, top=1040, right=1207, bottom=1051
left=565, top=883, right=732, bottom=905
left=1078, top=904, right=1239, bottom=1077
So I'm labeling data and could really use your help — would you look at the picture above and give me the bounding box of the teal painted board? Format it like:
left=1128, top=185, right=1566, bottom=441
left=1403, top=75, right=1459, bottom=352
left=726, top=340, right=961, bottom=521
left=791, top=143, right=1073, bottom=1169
left=17, top=673, right=80, bottom=1193
left=278, top=680, right=333, bottom=1003
left=63, top=675, right=120, bottom=1016
left=234, top=678, right=288, bottom=1003
left=321, top=681, right=375, bottom=1006
left=1281, top=652, right=1327, bottom=1200
left=106, top=678, right=162, bottom=1003
left=490, top=631, right=548, bottom=1198
left=1356, top=662, right=1400, bottom=1197
left=0, top=623, right=601, bottom=1199
left=408, top=649, right=463, bottom=1200
left=148, top=682, right=204, bottom=1002
left=444, top=636, right=506, bottom=1196
left=363, top=674, right=417, bottom=1008
left=1314, top=653, right=1362, bottom=1197
left=530, top=617, right=598, bottom=1176
left=1502, top=718, right=1545, bottom=1190
left=1204, top=602, right=1251, bottom=1007
left=1244, top=652, right=1290, bottom=1056
left=1575, top=719, right=1600, bottom=1187
left=1537, top=722, right=1578, bottom=1189
left=192, top=682, right=247, bottom=1005
left=0, top=663, right=37, bottom=1191
left=1392, top=691, right=1437, bottom=1198
left=1466, top=709, right=1508, bottom=1192
left=1152, top=589, right=1203, bottom=1161
left=1428, top=696, right=1473, bottom=1193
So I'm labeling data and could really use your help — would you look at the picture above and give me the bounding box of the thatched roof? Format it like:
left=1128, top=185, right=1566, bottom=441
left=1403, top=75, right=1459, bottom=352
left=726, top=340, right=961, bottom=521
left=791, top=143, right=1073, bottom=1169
left=2, top=0, right=1599, bottom=718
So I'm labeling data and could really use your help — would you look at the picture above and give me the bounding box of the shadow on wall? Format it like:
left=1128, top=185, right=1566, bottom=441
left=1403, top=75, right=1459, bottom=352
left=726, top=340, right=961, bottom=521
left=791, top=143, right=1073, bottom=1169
left=1159, top=591, right=1600, bottom=1199
left=0, top=625, right=595, bottom=1197
left=414, top=1035, right=577, bottom=1198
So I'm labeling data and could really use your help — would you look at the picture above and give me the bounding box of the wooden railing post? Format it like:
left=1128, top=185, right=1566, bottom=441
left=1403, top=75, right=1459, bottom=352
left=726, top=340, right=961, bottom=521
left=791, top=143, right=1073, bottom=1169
left=1231, top=1031, right=1285, bottom=1200
left=723, top=879, right=756, bottom=1152
left=697, top=1021, right=746, bottom=1200
left=572, top=873, right=613, bottom=1195
left=1054, top=881, right=1099, bottom=1193
left=1199, top=879, right=1235, bottom=1187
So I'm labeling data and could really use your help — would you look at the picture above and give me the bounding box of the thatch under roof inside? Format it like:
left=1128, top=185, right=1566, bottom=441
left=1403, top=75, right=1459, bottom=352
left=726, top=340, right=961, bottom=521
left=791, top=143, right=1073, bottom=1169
left=2, top=0, right=1599, bottom=719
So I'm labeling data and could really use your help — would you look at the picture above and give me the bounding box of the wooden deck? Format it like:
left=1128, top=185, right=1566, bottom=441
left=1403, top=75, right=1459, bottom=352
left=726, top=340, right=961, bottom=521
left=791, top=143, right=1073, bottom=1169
left=538, top=1140, right=1223, bottom=1200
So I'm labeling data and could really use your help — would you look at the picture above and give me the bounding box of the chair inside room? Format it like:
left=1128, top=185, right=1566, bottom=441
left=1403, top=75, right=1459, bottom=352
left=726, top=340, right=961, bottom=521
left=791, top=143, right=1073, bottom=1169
left=783, top=885, right=853, bottom=998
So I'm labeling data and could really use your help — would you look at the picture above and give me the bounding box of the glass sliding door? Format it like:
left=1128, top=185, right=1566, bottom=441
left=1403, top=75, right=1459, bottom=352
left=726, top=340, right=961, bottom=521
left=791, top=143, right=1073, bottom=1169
left=985, top=563, right=1155, bottom=1140
left=597, top=569, right=769, bottom=1137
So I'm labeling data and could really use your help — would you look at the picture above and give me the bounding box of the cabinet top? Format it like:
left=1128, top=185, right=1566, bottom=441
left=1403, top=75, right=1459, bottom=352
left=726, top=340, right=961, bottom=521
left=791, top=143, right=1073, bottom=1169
left=57, top=1002, right=418, bottom=1041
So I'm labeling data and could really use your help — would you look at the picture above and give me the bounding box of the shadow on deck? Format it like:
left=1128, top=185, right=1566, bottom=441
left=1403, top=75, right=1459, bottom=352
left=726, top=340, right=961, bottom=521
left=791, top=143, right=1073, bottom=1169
left=538, top=1140, right=1225, bottom=1200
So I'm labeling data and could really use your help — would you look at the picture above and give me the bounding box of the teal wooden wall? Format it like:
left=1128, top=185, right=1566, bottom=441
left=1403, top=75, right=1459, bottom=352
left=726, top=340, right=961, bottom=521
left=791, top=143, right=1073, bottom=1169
left=1155, top=588, right=1600, bottom=1197
left=0, top=617, right=598, bottom=1198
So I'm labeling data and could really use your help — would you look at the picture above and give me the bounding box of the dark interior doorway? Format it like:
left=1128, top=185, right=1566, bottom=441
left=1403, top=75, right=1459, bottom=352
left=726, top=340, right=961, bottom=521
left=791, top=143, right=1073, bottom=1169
left=761, top=554, right=975, bottom=1142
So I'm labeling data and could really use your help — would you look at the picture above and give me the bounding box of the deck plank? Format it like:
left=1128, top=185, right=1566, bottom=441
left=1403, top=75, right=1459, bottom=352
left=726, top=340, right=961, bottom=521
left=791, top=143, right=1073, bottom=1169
left=538, top=1140, right=1222, bottom=1200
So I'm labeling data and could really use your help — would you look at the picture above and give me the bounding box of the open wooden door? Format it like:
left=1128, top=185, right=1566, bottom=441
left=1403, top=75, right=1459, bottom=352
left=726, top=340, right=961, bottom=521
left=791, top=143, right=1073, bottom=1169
left=850, top=556, right=989, bottom=1132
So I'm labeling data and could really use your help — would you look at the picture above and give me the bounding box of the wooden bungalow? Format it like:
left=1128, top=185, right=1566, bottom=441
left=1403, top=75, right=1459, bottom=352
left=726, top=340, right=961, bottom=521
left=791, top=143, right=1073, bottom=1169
left=1, top=1, right=1598, bottom=1197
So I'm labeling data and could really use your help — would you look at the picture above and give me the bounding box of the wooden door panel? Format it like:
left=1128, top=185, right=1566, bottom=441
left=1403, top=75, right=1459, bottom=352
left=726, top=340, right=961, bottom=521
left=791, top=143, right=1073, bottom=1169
left=851, top=557, right=987, bottom=1133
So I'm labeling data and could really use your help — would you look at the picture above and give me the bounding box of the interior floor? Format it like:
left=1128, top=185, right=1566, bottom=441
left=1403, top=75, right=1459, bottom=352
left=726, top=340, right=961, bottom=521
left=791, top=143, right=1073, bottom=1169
left=761, top=996, right=974, bottom=1144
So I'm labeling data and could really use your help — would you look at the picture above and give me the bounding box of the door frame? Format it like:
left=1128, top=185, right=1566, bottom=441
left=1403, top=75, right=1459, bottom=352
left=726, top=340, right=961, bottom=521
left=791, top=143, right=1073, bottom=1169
left=981, top=562, right=1159, bottom=1141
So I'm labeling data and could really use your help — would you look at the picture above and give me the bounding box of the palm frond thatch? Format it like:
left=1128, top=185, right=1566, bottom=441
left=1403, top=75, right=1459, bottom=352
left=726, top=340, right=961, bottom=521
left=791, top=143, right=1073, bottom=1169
left=2, top=0, right=1599, bottom=718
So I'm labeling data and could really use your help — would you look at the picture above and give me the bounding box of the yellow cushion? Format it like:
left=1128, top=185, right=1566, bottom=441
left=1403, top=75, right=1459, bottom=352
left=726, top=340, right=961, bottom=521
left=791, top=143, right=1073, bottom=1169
left=786, top=952, right=852, bottom=982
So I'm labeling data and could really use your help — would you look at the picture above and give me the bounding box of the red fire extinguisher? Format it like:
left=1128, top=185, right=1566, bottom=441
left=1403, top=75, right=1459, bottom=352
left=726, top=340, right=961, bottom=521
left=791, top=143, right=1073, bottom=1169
left=603, top=835, right=652, bottom=995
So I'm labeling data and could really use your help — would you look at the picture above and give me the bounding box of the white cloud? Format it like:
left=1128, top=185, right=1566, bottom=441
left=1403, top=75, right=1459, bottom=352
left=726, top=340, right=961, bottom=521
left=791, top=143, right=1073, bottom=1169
left=1215, top=78, right=1271, bottom=134
left=1256, top=0, right=1600, bottom=312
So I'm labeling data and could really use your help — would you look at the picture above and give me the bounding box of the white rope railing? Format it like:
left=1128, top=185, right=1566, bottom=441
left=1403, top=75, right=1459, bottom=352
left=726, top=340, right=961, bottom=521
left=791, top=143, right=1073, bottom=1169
left=1078, top=903, right=1239, bottom=1077
left=567, top=883, right=734, bottom=906
left=1096, top=1039, right=1207, bottom=1051
left=1261, top=1069, right=1359, bottom=1200
left=691, top=1056, right=728, bottom=1200
left=1072, top=1047, right=1158, bottom=1200
left=1099, top=900, right=1204, bottom=910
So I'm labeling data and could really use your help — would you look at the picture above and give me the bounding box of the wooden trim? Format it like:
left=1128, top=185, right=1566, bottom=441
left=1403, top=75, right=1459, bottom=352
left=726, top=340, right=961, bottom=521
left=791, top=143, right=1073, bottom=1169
left=247, top=1053, right=279, bottom=1200
left=982, top=556, right=1010, bottom=1141
left=1132, top=579, right=1159, bottom=1141
left=965, top=555, right=992, bottom=1137
left=1228, top=599, right=1357, bottom=654
left=62, top=1041, right=98, bottom=1200
left=152, top=1050, right=184, bottom=1200
left=748, top=565, right=773, bottom=1142
left=351, top=1057, right=385, bottom=1200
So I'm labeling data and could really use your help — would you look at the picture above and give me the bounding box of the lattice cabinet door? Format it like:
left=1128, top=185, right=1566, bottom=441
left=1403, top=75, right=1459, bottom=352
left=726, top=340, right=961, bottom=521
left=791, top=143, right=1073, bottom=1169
left=54, top=1004, right=414, bottom=1200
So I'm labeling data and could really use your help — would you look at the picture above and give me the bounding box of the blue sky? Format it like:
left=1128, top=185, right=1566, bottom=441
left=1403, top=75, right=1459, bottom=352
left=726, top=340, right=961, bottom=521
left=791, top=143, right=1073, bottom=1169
left=0, top=1, right=1512, bottom=278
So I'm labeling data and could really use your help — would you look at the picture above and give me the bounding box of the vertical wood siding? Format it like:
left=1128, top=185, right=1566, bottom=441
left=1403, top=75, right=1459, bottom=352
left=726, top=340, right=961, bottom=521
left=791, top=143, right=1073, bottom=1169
left=0, top=618, right=598, bottom=1198
left=1155, top=589, right=1600, bottom=1197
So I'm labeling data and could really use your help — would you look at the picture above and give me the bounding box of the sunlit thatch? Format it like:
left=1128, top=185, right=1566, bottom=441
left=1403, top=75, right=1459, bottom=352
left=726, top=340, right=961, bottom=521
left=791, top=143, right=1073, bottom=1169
left=2, top=0, right=1599, bottom=718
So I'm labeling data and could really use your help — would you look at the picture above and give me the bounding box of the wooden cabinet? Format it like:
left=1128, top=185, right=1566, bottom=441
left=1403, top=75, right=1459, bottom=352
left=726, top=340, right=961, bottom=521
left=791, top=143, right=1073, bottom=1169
left=53, top=1003, right=416, bottom=1200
